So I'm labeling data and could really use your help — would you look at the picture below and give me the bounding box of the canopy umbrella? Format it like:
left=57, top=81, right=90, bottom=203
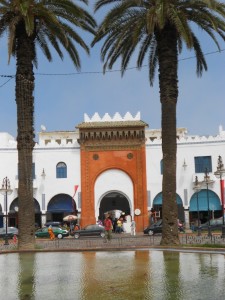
left=63, top=215, right=78, bottom=222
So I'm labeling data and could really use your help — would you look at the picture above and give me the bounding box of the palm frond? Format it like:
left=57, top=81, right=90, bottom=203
left=92, top=0, right=225, bottom=81
left=0, top=0, right=96, bottom=67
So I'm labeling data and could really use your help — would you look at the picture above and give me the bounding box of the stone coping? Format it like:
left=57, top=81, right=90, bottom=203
left=1, top=233, right=225, bottom=254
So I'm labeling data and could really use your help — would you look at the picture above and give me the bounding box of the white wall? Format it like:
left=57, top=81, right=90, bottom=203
left=146, top=129, right=225, bottom=209
left=0, top=125, right=225, bottom=226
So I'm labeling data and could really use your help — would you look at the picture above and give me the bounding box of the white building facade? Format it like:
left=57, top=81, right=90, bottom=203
left=0, top=113, right=224, bottom=232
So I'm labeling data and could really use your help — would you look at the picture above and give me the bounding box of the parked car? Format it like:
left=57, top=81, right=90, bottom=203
left=198, top=217, right=223, bottom=232
left=35, top=226, right=69, bottom=239
left=144, top=219, right=162, bottom=236
left=0, top=227, right=18, bottom=239
left=44, top=221, right=62, bottom=227
left=143, top=219, right=185, bottom=236
left=71, top=224, right=105, bottom=239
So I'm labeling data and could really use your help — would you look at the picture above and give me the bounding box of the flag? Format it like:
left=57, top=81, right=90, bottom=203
left=72, top=185, right=79, bottom=213
left=72, top=185, right=79, bottom=198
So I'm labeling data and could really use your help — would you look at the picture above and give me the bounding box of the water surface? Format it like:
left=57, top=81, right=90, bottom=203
left=0, top=250, right=224, bottom=300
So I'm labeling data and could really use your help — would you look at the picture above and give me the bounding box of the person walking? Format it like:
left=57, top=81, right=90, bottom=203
left=48, top=225, right=55, bottom=240
left=130, top=219, right=136, bottom=236
left=103, top=214, right=113, bottom=242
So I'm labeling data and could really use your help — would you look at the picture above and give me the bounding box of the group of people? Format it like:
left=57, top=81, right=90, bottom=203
left=99, top=212, right=136, bottom=242
left=62, top=222, right=80, bottom=234
left=47, top=222, right=81, bottom=240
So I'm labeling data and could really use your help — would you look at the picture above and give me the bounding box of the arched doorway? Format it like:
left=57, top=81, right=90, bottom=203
left=47, top=194, right=76, bottom=223
left=99, top=191, right=132, bottom=233
left=189, top=189, right=221, bottom=225
left=152, top=192, right=185, bottom=222
left=9, top=198, right=41, bottom=227
left=99, top=191, right=131, bottom=221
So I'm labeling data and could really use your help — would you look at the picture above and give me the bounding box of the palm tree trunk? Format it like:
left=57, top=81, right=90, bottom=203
left=157, top=24, right=180, bottom=245
left=16, top=23, right=36, bottom=250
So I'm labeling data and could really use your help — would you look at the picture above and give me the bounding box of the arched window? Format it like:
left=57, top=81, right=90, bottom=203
left=56, top=162, right=67, bottom=178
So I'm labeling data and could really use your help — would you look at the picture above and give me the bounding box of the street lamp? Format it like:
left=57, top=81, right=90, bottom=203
left=0, top=177, right=13, bottom=245
left=202, top=168, right=214, bottom=237
left=193, top=176, right=202, bottom=236
left=214, top=155, right=225, bottom=238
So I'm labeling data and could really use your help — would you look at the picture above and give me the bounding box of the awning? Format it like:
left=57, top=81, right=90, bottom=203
left=47, top=195, right=75, bottom=213
left=189, top=189, right=221, bottom=211
left=153, top=192, right=183, bottom=205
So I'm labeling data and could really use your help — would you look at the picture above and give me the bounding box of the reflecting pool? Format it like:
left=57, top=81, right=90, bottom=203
left=0, top=250, right=225, bottom=300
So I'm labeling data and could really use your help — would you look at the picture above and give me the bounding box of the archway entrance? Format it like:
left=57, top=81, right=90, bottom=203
left=9, top=198, right=41, bottom=228
left=77, top=114, right=148, bottom=231
left=99, top=192, right=130, bottom=221
left=47, top=194, right=76, bottom=223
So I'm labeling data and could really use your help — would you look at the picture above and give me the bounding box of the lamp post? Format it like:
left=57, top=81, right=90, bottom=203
left=214, top=155, right=225, bottom=238
left=193, top=176, right=202, bottom=236
left=0, top=177, right=13, bottom=245
left=203, top=168, right=214, bottom=237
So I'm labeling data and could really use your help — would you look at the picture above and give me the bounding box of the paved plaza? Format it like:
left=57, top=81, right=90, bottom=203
left=1, top=232, right=225, bottom=252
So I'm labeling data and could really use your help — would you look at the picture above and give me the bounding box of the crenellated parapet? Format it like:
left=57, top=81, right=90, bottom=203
left=146, top=125, right=225, bottom=145
left=77, top=112, right=148, bottom=149
left=84, top=111, right=141, bottom=122
left=37, top=131, right=80, bottom=148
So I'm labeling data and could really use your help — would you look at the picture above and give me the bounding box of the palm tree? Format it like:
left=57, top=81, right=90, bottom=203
left=0, top=0, right=96, bottom=250
left=92, top=0, right=225, bottom=245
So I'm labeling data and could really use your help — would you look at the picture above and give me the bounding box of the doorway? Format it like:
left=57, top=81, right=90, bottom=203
left=99, top=192, right=130, bottom=221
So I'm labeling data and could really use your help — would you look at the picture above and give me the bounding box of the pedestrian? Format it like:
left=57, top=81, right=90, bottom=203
left=130, top=219, right=136, bottom=236
left=48, top=225, right=55, bottom=240
left=74, top=224, right=80, bottom=231
left=70, top=222, right=74, bottom=234
left=63, top=222, right=68, bottom=230
left=113, top=218, right=118, bottom=232
left=97, top=217, right=103, bottom=226
left=115, top=218, right=123, bottom=233
left=120, top=212, right=126, bottom=222
left=13, top=234, right=17, bottom=244
left=149, top=208, right=156, bottom=225
left=103, top=213, right=113, bottom=242
left=177, top=219, right=185, bottom=233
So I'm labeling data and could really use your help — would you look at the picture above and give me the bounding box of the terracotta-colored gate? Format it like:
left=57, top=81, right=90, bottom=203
left=77, top=118, right=149, bottom=232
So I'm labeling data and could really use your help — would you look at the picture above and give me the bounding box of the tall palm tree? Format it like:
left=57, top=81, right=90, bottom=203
left=0, top=0, right=96, bottom=250
left=92, top=0, right=225, bottom=245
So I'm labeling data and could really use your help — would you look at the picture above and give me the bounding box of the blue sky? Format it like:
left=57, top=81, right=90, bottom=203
left=0, top=2, right=225, bottom=139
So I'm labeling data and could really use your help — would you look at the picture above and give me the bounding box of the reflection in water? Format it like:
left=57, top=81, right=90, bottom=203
left=162, top=252, right=181, bottom=300
left=82, top=251, right=150, bottom=299
left=18, top=253, right=35, bottom=300
left=0, top=250, right=225, bottom=300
